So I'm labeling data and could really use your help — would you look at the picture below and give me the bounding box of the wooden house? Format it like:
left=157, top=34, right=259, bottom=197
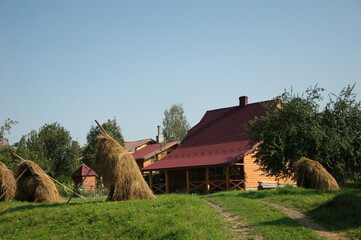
left=125, top=138, right=156, bottom=152
left=0, top=139, right=10, bottom=148
left=132, top=141, right=179, bottom=169
left=141, top=96, right=293, bottom=194
left=71, top=164, right=97, bottom=191
left=125, top=126, right=180, bottom=170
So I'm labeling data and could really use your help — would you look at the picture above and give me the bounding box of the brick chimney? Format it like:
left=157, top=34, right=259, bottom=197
left=156, top=125, right=164, bottom=143
left=239, top=96, right=248, bottom=107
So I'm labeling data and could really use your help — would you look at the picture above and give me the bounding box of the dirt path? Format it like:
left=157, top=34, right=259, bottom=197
left=259, top=200, right=349, bottom=240
left=206, top=200, right=264, bottom=240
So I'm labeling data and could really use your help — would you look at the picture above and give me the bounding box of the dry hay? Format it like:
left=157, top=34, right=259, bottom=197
left=0, top=162, right=16, bottom=201
left=294, top=157, right=339, bottom=190
left=93, top=134, right=155, bottom=201
left=15, top=160, right=62, bottom=202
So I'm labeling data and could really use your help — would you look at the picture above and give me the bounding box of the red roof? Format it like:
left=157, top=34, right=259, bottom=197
left=132, top=141, right=179, bottom=160
left=0, top=139, right=10, bottom=147
left=142, top=100, right=269, bottom=171
left=124, top=138, right=156, bottom=151
left=72, top=164, right=97, bottom=177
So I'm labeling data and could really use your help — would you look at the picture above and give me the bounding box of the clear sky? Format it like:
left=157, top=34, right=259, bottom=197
left=1, top=0, right=360, bottom=146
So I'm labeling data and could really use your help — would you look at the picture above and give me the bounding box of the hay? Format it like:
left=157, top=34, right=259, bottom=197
left=294, top=157, right=339, bottom=190
left=93, top=134, right=155, bottom=201
left=15, top=160, right=62, bottom=202
left=0, top=162, right=16, bottom=201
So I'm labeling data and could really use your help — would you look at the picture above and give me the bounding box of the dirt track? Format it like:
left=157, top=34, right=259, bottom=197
left=260, top=200, right=349, bottom=240
left=206, top=200, right=264, bottom=240
left=206, top=199, right=349, bottom=240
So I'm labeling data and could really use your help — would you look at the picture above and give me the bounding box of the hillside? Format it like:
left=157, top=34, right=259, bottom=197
left=0, top=188, right=360, bottom=240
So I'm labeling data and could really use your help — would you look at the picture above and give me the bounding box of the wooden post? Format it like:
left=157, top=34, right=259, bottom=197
left=95, top=120, right=109, bottom=136
left=165, top=170, right=169, bottom=194
left=149, top=171, right=153, bottom=190
left=205, top=167, right=210, bottom=193
left=225, top=166, right=230, bottom=190
left=186, top=169, right=190, bottom=193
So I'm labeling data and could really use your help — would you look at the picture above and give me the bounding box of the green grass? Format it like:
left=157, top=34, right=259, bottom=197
left=0, top=194, right=233, bottom=240
left=1, top=188, right=360, bottom=239
left=205, top=186, right=361, bottom=239
left=204, top=192, right=322, bottom=240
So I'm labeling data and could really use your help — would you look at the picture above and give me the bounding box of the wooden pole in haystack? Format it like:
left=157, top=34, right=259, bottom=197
left=66, top=166, right=93, bottom=204
left=93, top=120, right=155, bottom=201
left=66, top=120, right=106, bottom=204
left=95, top=120, right=109, bottom=136
left=294, top=157, right=339, bottom=190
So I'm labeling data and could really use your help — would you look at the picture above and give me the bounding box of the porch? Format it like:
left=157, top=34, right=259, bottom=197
left=143, top=165, right=245, bottom=194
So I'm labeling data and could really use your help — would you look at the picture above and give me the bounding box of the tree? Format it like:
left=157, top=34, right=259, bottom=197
left=0, top=118, right=19, bottom=170
left=15, top=123, right=81, bottom=179
left=0, top=118, right=18, bottom=140
left=320, top=85, right=361, bottom=182
left=162, top=104, right=190, bottom=142
left=0, top=146, right=17, bottom=170
left=246, top=85, right=361, bottom=183
left=82, top=118, right=124, bottom=166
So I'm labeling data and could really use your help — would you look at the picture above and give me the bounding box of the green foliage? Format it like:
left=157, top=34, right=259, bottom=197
left=0, top=118, right=18, bottom=140
left=320, top=85, right=361, bottom=183
left=14, top=122, right=81, bottom=178
left=0, top=146, right=18, bottom=170
left=82, top=118, right=124, bottom=166
left=162, top=104, right=190, bottom=142
left=246, top=84, right=361, bottom=182
left=0, top=118, right=19, bottom=170
left=0, top=194, right=232, bottom=240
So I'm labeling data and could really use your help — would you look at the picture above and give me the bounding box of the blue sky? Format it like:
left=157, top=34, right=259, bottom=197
left=1, top=0, right=360, bottom=146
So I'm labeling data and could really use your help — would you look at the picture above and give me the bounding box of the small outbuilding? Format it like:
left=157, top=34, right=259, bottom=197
left=71, top=164, right=97, bottom=191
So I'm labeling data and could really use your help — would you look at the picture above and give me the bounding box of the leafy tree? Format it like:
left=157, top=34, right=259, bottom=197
left=0, top=146, right=17, bottom=170
left=0, top=118, right=18, bottom=170
left=82, top=118, right=124, bottom=166
left=15, top=123, right=81, bottom=178
left=162, top=104, right=190, bottom=142
left=0, top=118, right=18, bottom=140
left=320, top=85, right=361, bottom=182
left=246, top=85, right=361, bottom=183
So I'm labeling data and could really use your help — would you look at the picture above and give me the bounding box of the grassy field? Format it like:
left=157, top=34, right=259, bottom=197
left=204, top=192, right=323, bottom=240
left=204, top=186, right=361, bottom=239
left=0, top=187, right=360, bottom=240
left=0, top=194, right=233, bottom=240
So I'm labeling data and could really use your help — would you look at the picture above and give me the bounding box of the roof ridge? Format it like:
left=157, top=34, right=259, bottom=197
left=204, top=99, right=273, bottom=113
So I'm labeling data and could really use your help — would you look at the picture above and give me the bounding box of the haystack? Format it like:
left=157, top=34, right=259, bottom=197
left=93, top=134, right=155, bottom=201
left=0, top=162, right=16, bottom=201
left=15, top=160, right=62, bottom=202
left=294, top=157, right=339, bottom=190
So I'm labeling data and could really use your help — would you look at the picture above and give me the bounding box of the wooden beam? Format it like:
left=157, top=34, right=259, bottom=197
left=165, top=170, right=169, bottom=194
left=205, top=167, right=210, bottom=193
left=233, top=163, right=244, bottom=165
left=186, top=169, right=190, bottom=193
left=225, top=166, right=230, bottom=191
left=149, top=171, right=153, bottom=190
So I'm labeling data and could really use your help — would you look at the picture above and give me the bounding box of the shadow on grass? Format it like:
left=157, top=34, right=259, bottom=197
left=0, top=199, right=105, bottom=217
left=205, top=186, right=359, bottom=200
left=307, top=191, right=361, bottom=232
left=254, top=216, right=302, bottom=228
